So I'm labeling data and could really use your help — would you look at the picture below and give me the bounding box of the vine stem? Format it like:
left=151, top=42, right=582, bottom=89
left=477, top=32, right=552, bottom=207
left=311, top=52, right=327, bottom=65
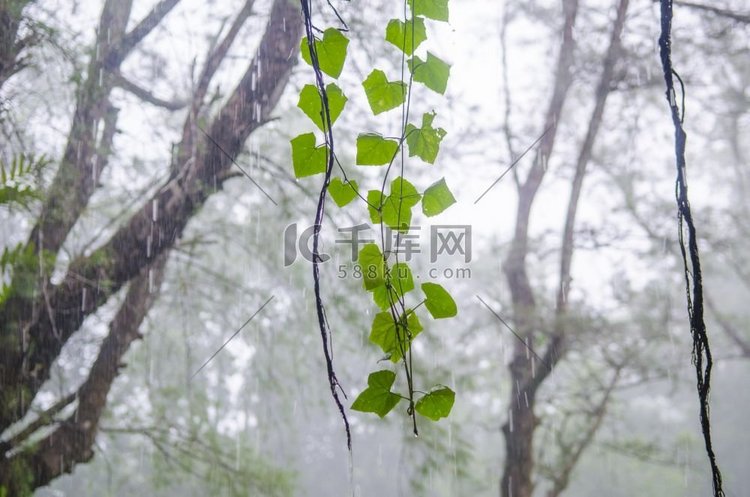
left=300, top=0, right=352, bottom=450
left=658, top=1, right=724, bottom=495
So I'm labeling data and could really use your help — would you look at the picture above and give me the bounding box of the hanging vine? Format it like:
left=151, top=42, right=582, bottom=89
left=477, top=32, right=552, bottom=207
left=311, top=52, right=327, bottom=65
left=657, top=1, right=724, bottom=496
left=293, top=0, right=458, bottom=444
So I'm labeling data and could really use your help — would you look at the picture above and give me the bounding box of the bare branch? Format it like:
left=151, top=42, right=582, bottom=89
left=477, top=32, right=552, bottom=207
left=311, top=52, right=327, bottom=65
left=0, top=392, right=77, bottom=452
left=110, top=0, right=182, bottom=67
left=529, top=0, right=630, bottom=396
left=113, top=72, right=186, bottom=110
left=674, top=0, right=750, bottom=24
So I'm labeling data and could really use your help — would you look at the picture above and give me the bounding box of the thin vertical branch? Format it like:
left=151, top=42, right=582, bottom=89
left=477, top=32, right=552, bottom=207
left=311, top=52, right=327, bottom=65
left=658, top=1, right=724, bottom=495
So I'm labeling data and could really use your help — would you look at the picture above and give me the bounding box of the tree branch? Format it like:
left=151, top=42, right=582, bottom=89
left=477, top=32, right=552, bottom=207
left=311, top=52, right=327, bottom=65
left=530, top=0, right=630, bottom=394
left=5, top=252, right=168, bottom=490
left=109, top=0, right=182, bottom=67
left=674, top=1, right=750, bottom=24
left=113, top=71, right=186, bottom=110
left=0, top=0, right=301, bottom=438
left=0, top=392, right=77, bottom=453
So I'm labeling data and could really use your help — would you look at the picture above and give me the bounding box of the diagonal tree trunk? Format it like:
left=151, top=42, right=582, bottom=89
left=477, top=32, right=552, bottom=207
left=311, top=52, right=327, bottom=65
left=0, top=1, right=301, bottom=493
left=0, top=0, right=181, bottom=431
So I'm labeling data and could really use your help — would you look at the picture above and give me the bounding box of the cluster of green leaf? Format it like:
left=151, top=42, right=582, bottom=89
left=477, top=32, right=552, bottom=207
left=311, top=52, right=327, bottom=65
left=0, top=154, right=45, bottom=208
left=293, top=0, right=458, bottom=430
left=0, top=154, right=50, bottom=304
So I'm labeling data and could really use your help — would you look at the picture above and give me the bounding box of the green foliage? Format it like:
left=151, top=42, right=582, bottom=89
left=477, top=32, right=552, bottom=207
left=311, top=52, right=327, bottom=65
left=415, top=386, right=455, bottom=420
left=405, top=112, right=447, bottom=164
left=294, top=0, right=457, bottom=431
left=300, top=28, right=349, bottom=78
left=421, top=282, right=458, bottom=319
left=381, top=177, right=421, bottom=232
left=351, top=370, right=402, bottom=417
left=356, top=133, right=399, bottom=165
left=0, top=154, right=46, bottom=208
left=409, top=52, right=451, bottom=95
left=421, top=178, right=456, bottom=217
left=408, top=0, right=449, bottom=22
left=369, top=309, right=423, bottom=362
left=367, top=190, right=385, bottom=223
left=290, top=133, right=327, bottom=178
left=373, top=262, right=414, bottom=310
left=0, top=243, right=55, bottom=304
left=358, top=243, right=386, bottom=290
left=297, top=83, right=347, bottom=131
left=385, top=17, right=427, bottom=55
left=328, top=177, right=358, bottom=207
left=362, top=69, right=407, bottom=115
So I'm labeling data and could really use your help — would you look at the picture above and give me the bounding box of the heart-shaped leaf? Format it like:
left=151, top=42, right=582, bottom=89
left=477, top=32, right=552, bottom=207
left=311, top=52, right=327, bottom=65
left=356, top=134, right=399, bottom=165
left=385, top=17, right=427, bottom=55
left=409, top=52, right=451, bottom=95
left=362, top=69, right=406, bottom=115
left=328, top=177, right=358, bottom=207
left=297, top=83, right=347, bottom=131
left=415, top=386, right=455, bottom=421
left=300, top=28, right=349, bottom=78
left=290, top=133, right=327, bottom=178
left=351, top=370, right=402, bottom=418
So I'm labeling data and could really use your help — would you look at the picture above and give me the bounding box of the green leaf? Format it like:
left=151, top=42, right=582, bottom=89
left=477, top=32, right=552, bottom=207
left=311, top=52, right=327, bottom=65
left=351, top=370, right=402, bottom=418
left=385, top=17, right=427, bottom=55
left=290, top=133, right=327, bottom=178
left=390, top=262, right=415, bottom=295
left=369, top=310, right=423, bottom=362
left=409, top=52, right=451, bottom=95
left=367, top=190, right=384, bottom=223
left=390, top=177, right=421, bottom=209
left=356, top=134, right=399, bottom=165
left=297, top=83, right=347, bottom=131
left=382, top=177, right=421, bottom=233
left=358, top=243, right=385, bottom=291
left=421, top=282, right=457, bottom=318
left=300, top=28, right=349, bottom=78
left=415, top=386, right=455, bottom=421
left=422, top=178, right=456, bottom=216
left=328, top=177, right=358, bottom=207
left=408, top=0, right=449, bottom=21
left=373, top=262, right=415, bottom=309
left=405, top=112, right=447, bottom=164
left=362, top=69, right=406, bottom=115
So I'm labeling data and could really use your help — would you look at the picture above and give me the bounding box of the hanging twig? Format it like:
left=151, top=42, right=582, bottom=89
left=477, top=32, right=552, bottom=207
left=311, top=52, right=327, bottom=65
left=657, top=2, right=724, bottom=496
left=299, top=0, right=352, bottom=450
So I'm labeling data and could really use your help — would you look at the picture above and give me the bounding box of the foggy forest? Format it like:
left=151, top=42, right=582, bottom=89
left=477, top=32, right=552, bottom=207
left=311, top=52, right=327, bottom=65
left=1, top=0, right=749, bottom=496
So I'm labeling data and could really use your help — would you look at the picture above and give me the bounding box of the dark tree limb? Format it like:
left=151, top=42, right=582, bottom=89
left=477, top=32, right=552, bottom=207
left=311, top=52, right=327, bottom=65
left=113, top=72, right=186, bottom=110
left=108, top=0, right=182, bottom=68
left=0, top=0, right=300, bottom=446
left=658, top=1, right=724, bottom=495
